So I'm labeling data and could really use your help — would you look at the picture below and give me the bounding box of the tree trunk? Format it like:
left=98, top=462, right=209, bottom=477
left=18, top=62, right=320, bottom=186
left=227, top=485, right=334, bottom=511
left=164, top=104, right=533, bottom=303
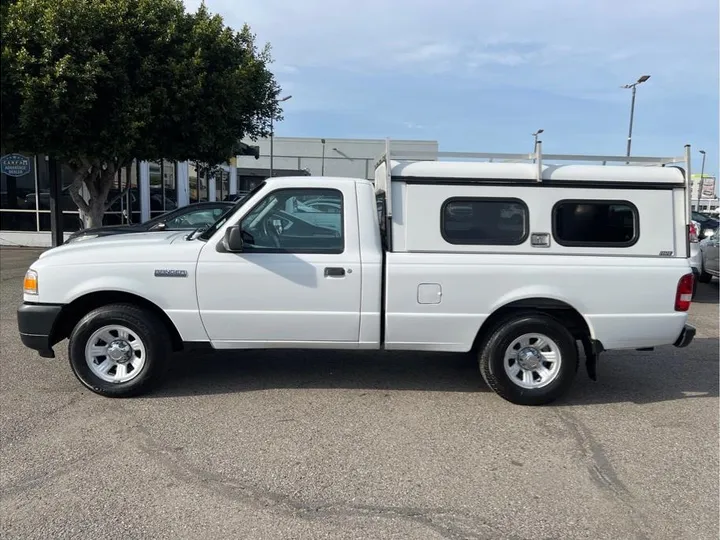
left=85, top=198, right=106, bottom=229
left=68, top=168, right=92, bottom=225
left=67, top=160, right=126, bottom=229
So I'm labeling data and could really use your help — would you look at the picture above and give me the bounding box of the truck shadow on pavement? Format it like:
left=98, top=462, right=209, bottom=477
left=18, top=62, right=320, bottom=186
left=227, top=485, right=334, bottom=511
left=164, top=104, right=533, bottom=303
left=693, top=281, right=719, bottom=304
left=153, top=337, right=719, bottom=406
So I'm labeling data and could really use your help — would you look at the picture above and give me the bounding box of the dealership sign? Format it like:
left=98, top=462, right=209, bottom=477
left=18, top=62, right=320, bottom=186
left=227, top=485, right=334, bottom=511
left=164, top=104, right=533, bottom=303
left=701, top=176, right=717, bottom=198
left=692, top=173, right=718, bottom=199
left=0, top=153, right=31, bottom=177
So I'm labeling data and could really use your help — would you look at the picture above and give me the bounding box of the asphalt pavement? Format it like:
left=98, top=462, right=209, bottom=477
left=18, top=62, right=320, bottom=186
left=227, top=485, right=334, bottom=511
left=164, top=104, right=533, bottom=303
left=1, top=247, right=718, bottom=539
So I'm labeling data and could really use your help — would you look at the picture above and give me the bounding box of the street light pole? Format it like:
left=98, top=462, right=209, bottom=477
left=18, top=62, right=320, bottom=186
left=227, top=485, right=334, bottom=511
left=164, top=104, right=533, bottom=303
left=269, top=117, right=274, bottom=179
left=622, top=75, right=650, bottom=160
left=626, top=85, right=637, bottom=157
left=321, top=139, right=326, bottom=175
left=532, top=129, right=543, bottom=163
left=697, top=150, right=706, bottom=211
left=269, top=95, right=292, bottom=178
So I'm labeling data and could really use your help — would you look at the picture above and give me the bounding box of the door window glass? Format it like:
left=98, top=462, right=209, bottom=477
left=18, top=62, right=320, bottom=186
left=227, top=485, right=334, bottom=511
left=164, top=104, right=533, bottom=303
left=240, top=189, right=344, bottom=253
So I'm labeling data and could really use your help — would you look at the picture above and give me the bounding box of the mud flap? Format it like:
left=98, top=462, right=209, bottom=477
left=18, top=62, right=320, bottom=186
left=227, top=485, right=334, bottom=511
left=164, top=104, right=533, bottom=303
left=581, top=337, right=603, bottom=382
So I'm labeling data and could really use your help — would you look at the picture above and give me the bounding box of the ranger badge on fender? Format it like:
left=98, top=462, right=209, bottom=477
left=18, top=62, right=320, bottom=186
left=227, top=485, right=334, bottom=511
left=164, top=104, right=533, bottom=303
left=154, top=269, right=188, bottom=278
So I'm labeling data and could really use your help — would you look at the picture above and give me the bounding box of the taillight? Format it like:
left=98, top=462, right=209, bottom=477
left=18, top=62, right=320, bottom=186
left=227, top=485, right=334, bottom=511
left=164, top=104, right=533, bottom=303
left=689, top=222, right=699, bottom=243
left=675, top=273, right=694, bottom=311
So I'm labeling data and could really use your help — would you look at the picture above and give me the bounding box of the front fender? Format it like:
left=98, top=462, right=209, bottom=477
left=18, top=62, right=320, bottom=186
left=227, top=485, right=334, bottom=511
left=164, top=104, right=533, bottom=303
left=64, top=276, right=169, bottom=307
left=30, top=261, right=207, bottom=343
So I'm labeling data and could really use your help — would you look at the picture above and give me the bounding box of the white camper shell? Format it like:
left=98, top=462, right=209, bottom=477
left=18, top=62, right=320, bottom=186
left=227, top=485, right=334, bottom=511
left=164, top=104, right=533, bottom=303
left=375, top=141, right=692, bottom=258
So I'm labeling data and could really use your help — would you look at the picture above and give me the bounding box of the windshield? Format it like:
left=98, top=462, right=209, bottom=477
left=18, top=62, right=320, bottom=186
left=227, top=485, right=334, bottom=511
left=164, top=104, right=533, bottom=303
left=143, top=207, right=182, bottom=227
left=197, top=181, right=266, bottom=241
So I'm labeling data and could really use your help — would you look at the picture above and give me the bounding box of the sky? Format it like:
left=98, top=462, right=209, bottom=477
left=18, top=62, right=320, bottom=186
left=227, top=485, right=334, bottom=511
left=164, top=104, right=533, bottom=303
left=185, top=0, right=719, bottom=179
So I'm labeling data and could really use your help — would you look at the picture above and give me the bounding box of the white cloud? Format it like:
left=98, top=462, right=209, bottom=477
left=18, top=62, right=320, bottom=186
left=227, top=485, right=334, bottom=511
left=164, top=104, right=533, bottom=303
left=184, top=0, right=718, bottom=100
left=393, top=42, right=462, bottom=64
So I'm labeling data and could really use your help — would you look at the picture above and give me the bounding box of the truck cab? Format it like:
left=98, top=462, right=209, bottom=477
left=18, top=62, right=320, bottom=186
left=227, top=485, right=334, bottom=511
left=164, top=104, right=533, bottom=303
left=194, top=176, right=383, bottom=348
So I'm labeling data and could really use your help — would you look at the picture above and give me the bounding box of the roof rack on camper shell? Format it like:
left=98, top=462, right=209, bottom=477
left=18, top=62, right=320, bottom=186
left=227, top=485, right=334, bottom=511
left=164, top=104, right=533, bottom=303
left=373, top=138, right=694, bottom=244
left=374, top=139, right=692, bottom=182
left=374, top=138, right=691, bottom=171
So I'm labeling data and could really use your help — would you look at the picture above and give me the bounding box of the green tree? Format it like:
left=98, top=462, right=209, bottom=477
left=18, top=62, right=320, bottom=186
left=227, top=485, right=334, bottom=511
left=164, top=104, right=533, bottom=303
left=1, top=0, right=281, bottom=227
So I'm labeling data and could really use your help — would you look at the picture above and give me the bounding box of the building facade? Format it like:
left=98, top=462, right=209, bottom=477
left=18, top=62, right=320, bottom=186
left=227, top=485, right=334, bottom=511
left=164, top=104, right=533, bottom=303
left=690, top=174, right=719, bottom=213
left=0, top=137, right=438, bottom=246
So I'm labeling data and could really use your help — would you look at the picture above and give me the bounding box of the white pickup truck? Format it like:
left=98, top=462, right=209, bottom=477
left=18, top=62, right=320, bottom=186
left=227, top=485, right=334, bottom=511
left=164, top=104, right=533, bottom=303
left=17, top=143, right=697, bottom=405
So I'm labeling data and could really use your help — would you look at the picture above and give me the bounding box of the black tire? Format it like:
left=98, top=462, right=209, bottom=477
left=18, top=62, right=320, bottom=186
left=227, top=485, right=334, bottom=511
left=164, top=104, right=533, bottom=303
left=68, top=303, right=171, bottom=397
left=479, top=313, right=578, bottom=406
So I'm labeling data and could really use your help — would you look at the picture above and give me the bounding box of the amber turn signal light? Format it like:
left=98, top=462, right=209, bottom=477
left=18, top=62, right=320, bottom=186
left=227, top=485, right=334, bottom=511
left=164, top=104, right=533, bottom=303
left=23, top=270, right=38, bottom=295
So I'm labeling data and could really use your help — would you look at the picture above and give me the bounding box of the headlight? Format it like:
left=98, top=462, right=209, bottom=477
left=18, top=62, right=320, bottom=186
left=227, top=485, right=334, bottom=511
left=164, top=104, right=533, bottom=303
left=23, top=269, right=38, bottom=295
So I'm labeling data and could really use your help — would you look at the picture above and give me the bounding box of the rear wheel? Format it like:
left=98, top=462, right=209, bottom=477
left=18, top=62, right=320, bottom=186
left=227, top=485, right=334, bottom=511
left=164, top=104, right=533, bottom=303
left=68, top=304, right=171, bottom=397
left=479, top=313, right=578, bottom=405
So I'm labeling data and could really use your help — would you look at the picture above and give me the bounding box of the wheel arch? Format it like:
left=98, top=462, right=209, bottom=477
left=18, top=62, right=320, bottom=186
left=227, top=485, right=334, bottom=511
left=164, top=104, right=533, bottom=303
left=50, top=291, right=184, bottom=352
left=471, top=297, right=597, bottom=354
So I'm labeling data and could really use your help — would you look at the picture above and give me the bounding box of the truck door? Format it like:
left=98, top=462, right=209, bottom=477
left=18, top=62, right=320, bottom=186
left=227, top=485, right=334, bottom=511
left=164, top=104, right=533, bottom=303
left=195, top=184, right=362, bottom=347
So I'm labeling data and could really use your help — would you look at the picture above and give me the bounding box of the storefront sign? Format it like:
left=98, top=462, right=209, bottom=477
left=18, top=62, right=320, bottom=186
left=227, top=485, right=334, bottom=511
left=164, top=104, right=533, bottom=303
left=0, top=153, right=32, bottom=177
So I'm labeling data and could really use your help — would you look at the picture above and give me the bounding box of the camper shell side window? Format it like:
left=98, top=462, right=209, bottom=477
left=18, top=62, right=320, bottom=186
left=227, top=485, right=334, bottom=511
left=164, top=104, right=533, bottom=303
left=552, top=199, right=639, bottom=247
left=440, top=197, right=529, bottom=246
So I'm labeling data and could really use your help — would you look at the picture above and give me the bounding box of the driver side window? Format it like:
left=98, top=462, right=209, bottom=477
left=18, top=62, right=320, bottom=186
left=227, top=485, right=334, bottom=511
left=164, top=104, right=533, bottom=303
left=240, top=188, right=344, bottom=253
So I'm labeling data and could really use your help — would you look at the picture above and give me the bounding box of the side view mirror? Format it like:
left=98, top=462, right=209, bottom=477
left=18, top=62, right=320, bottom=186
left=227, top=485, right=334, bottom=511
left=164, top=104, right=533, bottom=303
left=155, top=222, right=167, bottom=230
left=223, top=224, right=244, bottom=252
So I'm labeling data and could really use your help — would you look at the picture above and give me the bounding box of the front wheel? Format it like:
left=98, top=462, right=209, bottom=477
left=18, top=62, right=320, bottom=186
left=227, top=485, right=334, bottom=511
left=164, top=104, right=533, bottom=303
left=479, top=313, right=578, bottom=406
left=68, top=304, right=171, bottom=397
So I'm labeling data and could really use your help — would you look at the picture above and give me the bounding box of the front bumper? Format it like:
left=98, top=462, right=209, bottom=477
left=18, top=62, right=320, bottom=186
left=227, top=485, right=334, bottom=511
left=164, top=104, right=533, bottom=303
left=673, top=324, right=696, bottom=348
left=17, top=303, right=63, bottom=358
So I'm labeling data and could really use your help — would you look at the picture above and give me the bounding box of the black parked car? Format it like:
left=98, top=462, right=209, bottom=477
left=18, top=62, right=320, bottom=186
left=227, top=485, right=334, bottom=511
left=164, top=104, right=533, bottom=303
left=66, top=201, right=234, bottom=243
left=692, top=211, right=719, bottom=239
left=223, top=190, right=250, bottom=202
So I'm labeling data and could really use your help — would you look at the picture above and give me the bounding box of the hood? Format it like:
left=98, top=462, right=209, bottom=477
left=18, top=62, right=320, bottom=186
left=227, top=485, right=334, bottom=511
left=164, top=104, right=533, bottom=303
left=36, top=230, right=201, bottom=266
left=67, top=223, right=144, bottom=240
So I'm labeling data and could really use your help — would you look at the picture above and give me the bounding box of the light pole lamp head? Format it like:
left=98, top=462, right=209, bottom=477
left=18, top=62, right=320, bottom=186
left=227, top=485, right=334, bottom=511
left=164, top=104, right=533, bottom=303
left=622, top=75, right=650, bottom=89
left=532, top=129, right=544, bottom=136
left=699, top=150, right=706, bottom=155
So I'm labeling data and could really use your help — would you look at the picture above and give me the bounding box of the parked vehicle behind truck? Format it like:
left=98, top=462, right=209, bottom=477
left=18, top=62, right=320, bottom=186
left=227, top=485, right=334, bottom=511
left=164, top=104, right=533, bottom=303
left=17, top=142, right=697, bottom=405
left=65, top=201, right=234, bottom=243
left=698, top=229, right=719, bottom=282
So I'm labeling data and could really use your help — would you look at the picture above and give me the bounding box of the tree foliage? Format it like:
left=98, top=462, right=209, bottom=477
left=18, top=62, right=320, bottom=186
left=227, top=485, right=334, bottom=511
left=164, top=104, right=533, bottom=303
left=1, top=0, right=281, bottom=226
